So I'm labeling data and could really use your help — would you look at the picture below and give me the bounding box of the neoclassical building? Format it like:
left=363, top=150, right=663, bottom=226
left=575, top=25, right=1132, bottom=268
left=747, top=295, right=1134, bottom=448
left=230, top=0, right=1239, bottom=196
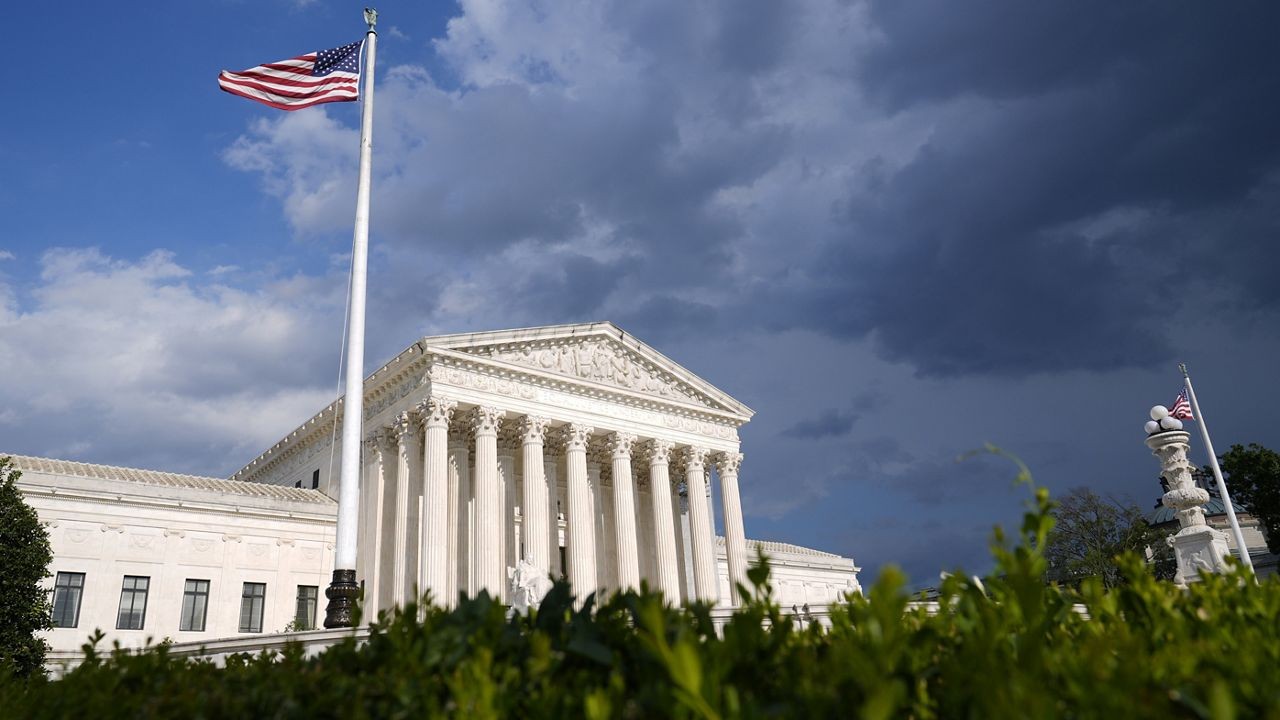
left=14, top=322, right=861, bottom=660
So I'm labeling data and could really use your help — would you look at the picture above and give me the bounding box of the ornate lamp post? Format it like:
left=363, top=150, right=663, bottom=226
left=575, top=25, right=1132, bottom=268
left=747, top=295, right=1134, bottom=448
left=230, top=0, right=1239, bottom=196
left=1144, top=405, right=1230, bottom=585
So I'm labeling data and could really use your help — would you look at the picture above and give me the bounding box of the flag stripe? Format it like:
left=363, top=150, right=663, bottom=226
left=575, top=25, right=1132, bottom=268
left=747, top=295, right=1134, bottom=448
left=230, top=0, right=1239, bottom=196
left=215, top=70, right=355, bottom=95
left=218, top=82, right=359, bottom=111
left=226, top=66, right=358, bottom=86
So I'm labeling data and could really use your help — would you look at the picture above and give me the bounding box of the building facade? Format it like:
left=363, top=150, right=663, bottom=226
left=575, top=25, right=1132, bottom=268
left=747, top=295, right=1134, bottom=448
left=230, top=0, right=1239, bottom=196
left=11, top=322, right=861, bottom=662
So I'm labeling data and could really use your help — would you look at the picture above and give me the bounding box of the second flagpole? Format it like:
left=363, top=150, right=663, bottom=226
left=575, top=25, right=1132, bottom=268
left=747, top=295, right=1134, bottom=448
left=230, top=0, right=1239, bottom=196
left=325, top=7, right=379, bottom=629
left=1180, top=363, right=1254, bottom=574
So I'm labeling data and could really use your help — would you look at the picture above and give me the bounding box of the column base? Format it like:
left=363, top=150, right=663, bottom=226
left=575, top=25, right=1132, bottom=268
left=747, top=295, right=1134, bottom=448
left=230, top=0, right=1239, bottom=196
left=1170, top=526, right=1231, bottom=586
left=323, top=568, right=360, bottom=628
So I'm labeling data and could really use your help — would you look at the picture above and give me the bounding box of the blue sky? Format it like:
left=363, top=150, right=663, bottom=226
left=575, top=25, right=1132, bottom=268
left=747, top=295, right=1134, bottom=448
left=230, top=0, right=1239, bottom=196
left=4, top=1, right=1280, bottom=585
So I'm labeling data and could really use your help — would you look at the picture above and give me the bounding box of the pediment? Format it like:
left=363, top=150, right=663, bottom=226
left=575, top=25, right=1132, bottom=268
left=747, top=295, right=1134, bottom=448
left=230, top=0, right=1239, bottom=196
left=423, top=322, right=752, bottom=418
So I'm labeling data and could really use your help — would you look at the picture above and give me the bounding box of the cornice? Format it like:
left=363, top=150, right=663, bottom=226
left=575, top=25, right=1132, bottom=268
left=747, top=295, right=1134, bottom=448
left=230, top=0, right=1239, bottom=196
left=20, top=484, right=338, bottom=526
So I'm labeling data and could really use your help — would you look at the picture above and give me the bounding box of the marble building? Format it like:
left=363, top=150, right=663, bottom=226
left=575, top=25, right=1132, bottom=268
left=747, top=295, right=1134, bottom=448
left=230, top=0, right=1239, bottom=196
left=12, top=322, right=861, bottom=660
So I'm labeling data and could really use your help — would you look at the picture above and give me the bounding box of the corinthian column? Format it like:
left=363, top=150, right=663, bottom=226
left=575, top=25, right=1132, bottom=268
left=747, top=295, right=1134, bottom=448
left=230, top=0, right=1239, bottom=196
left=418, top=397, right=455, bottom=606
left=470, top=406, right=504, bottom=597
left=447, top=436, right=470, bottom=603
left=646, top=440, right=681, bottom=602
left=684, top=447, right=718, bottom=603
left=717, top=452, right=749, bottom=605
left=391, top=410, right=421, bottom=606
left=520, top=416, right=552, bottom=576
left=361, top=431, right=394, bottom=617
left=609, top=432, right=641, bottom=591
left=563, top=424, right=596, bottom=601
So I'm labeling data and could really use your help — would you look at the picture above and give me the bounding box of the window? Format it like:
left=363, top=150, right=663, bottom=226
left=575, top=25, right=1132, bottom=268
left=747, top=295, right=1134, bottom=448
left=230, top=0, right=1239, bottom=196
left=295, top=585, right=319, bottom=630
left=116, top=575, right=150, bottom=630
left=311, top=469, right=320, bottom=489
left=51, top=572, right=85, bottom=628
left=179, top=579, right=210, bottom=632
left=239, top=582, right=266, bottom=633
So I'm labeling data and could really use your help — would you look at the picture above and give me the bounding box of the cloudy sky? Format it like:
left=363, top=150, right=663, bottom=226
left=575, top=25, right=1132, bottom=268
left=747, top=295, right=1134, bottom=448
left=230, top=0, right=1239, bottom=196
left=4, top=1, right=1279, bottom=584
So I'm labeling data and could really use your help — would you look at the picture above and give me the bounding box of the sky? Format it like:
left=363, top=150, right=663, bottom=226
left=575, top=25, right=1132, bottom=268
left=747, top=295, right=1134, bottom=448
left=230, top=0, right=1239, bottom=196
left=3, top=1, right=1280, bottom=586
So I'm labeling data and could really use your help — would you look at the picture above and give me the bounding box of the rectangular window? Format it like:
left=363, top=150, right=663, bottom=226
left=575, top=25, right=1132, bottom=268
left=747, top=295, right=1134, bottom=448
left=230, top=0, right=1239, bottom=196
left=311, top=469, right=320, bottom=489
left=239, top=582, right=266, bottom=633
left=116, top=575, right=150, bottom=630
left=294, top=585, right=319, bottom=630
left=179, top=579, right=210, bottom=632
left=51, top=572, right=85, bottom=628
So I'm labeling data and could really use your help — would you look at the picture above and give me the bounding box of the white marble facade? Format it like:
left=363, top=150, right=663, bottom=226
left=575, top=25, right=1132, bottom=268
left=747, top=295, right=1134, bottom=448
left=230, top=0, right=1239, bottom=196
left=13, top=322, right=860, bottom=659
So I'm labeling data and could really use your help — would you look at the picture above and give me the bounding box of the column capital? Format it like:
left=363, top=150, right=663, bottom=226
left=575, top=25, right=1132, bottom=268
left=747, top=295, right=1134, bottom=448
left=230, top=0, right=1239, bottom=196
left=416, top=396, right=457, bottom=429
left=393, top=410, right=419, bottom=441
left=716, top=451, right=744, bottom=475
left=469, top=405, right=503, bottom=436
left=608, top=431, right=637, bottom=460
left=682, top=446, right=709, bottom=468
left=645, top=439, right=674, bottom=465
left=562, top=423, right=594, bottom=452
left=519, top=415, right=551, bottom=445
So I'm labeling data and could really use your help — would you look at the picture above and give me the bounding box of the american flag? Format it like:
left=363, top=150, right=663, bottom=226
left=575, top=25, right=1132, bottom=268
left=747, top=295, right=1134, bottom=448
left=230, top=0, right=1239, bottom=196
left=1170, top=389, right=1194, bottom=420
left=219, top=41, right=363, bottom=111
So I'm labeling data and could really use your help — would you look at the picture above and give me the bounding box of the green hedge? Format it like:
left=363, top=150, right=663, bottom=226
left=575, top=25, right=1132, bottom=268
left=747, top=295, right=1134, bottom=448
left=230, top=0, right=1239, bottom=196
left=3, top=470, right=1279, bottom=719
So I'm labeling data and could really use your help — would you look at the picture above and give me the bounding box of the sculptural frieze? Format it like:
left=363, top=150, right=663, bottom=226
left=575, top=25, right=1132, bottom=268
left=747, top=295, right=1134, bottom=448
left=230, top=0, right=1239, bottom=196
left=463, top=339, right=712, bottom=408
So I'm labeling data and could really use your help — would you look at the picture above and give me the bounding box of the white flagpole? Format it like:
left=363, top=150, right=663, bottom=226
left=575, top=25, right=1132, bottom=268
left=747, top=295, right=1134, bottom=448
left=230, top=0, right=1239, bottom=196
left=1180, top=363, right=1254, bottom=573
left=325, top=7, right=379, bottom=629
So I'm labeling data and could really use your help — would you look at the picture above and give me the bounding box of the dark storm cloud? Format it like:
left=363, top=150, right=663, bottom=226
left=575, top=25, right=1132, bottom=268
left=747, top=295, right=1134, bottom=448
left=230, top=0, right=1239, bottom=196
left=776, top=2, right=1280, bottom=377
left=782, top=408, right=859, bottom=440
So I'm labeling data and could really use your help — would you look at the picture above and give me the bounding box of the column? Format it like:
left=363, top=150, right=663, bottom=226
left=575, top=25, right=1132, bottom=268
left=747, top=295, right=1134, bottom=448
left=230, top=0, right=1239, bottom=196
left=498, top=450, right=517, bottom=602
left=360, top=431, right=394, bottom=618
left=377, top=431, right=400, bottom=611
left=671, top=474, right=691, bottom=602
left=520, top=416, right=552, bottom=575
left=545, top=456, right=562, bottom=578
left=391, top=410, right=422, bottom=606
left=647, top=440, right=681, bottom=602
left=470, top=406, right=503, bottom=597
left=609, top=432, right=641, bottom=591
left=684, top=447, right=718, bottom=603
left=448, top=436, right=470, bottom=604
left=563, top=424, right=596, bottom=601
left=717, top=452, right=749, bottom=605
left=418, top=397, right=455, bottom=606
left=591, top=461, right=615, bottom=594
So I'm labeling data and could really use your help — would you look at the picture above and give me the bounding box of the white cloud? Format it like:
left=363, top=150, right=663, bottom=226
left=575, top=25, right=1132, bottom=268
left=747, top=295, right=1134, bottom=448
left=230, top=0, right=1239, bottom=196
left=0, top=250, right=15, bottom=261
left=0, top=248, right=345, bottom=475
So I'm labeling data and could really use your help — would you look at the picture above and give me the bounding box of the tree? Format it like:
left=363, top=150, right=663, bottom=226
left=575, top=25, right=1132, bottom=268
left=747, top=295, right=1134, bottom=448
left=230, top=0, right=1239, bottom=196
left=0, top=457, right=52, bottom=678
left=1044, top=487, right=1174, bottom=588
left=1219, top=443, right=1280, bottom=554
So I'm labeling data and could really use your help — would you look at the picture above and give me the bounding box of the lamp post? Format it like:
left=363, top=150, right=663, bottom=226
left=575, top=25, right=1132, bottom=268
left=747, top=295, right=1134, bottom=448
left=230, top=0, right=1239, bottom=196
left=1144, top=405, right=1230, bottom=586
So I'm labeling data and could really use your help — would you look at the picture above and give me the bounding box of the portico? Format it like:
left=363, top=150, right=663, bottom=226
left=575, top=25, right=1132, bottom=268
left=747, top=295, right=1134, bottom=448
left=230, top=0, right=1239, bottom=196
left=232, top=322, right=757, bottom=611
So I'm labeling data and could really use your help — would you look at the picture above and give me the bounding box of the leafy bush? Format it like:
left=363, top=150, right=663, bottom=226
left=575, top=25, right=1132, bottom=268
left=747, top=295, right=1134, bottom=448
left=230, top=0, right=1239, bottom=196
left=3, top=460, right=1279, bottom=718
left=0, top=457, right=53, bottom=680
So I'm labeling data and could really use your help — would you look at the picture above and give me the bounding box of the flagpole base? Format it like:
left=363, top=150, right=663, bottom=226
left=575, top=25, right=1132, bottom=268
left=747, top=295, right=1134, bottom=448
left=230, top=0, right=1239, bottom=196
left=323, top=569, right=360, bottom=628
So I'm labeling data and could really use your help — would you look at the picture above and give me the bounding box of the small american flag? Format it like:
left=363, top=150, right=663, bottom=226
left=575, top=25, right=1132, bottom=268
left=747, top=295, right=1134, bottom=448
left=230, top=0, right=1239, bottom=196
left=1170, top=389, right=1194, bottom=420
left=219, top=41, right=363, bottom=111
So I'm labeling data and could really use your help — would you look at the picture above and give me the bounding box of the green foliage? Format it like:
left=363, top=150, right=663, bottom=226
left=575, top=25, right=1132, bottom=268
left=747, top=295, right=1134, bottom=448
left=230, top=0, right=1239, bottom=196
left=0, top=457, right=53, bottom=680
left=4, top=453, right=1280, bottom=717
left=1220, top=443, right=1280, bottom=554
left=1044, top=486, right=1175, bottom=587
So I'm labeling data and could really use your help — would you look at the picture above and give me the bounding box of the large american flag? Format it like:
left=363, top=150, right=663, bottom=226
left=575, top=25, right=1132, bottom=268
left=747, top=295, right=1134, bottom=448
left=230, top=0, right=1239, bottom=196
left=219, top=41, right=363, bottom=111
left=1170, top=388, right=1194, bottom=420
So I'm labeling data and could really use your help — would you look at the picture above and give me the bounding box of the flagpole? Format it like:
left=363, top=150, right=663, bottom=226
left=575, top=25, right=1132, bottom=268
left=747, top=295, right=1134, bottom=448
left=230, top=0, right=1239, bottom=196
left=1179, top=363, right=1254, bottom=574
left=325, top=7, right=378, bottom=629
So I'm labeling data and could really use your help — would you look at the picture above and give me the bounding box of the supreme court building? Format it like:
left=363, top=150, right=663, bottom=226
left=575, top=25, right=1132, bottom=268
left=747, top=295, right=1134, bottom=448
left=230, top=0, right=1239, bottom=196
left=14, top=322, right=861, bottom=661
